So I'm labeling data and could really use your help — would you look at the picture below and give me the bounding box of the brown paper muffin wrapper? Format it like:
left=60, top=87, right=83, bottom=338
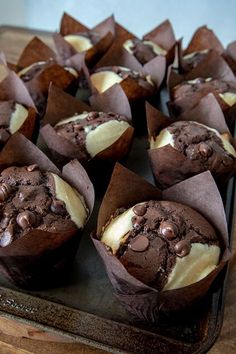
left=14, top=37, right=82, bottom=116
left=53, top=12, right=115, bottom=66
left=0, top=71, right=38, bottom=143
left=17, top=36, right=58, bottom=68
left=0, top=133, right=94, bottom=289
left=184, top=26, right=224, bottom=55
left=146, top=96, right=236, bottom=189
left=91, top=163, right=230, bottom=322
left=40, top=84, right=134, bottom=167
left=223, top=41, right=236, bottom=75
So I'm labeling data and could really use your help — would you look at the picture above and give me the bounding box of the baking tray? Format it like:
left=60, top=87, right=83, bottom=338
left=0, top=25, right=235, bottom=354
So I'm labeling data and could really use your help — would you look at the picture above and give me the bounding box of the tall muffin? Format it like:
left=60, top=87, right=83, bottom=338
left=92, top=164, right=230, bottom=322
left=101, top=200, right=221, bottom=291
left=53, top=12, right=115, bottom=66
left=14, top=37, right=81, bottom=115
left=40, top=84, right=134, bottom=167
left=149, top=120, right=236, bottom=189
left=0, top=133, right=94, bottom=288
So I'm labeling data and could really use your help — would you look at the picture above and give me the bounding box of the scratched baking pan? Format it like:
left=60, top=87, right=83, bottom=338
left=0, top=25, right=235, bottom=354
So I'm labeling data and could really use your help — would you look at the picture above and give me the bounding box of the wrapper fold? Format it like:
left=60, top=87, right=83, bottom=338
left=92, top=163, right=230, bottom=322
left=223, top=41, right=236, bottom=75
left=184, top=25, right=224, bottom=55
left=0, top=71, right=38, bottom=143
left=0, top=133, right=94, bottom=289
left=53, top=12, right=115, bottom=67
left=147, top=96, right=236, bottom=189
left=40, top=84, right=134, bottom=167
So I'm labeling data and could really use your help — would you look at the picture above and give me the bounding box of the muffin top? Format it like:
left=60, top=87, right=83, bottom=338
left=91, top=66, right=155, bottom=94
left=150, top=121, right=236, bottom=176
left=54, top=111, right=131, bottom=160
left=123, top=38, right=167, bottom=65
left=18, top=60, right=78, bottom=82
left=101, top=200, right=220, bottom=291
left=171, top=78, right=236, bottom=114
left=0, top=165, right=88, bottom=247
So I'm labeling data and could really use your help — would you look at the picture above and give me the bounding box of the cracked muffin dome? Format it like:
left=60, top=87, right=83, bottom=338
left=150, top=121, right=236, bottom=181
left=0, top=164, right=88, bottom=247
left=101, top=200, right=221, bottom=291
left=54, top=111, right=132, bottom=160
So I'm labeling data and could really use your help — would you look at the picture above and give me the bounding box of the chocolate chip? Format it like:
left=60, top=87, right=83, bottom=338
left=16, top=211, right=37, bottom=230
left=133, top=204, right=147, bottom=216
left=130, top=235, right=149, bottom=252
left=0, top=183, right=12, bottom=202
left=51, top=199, right=66, bottom=215
left=174, top=240, right=191, bottom=258
left=27, top=164, right=38, bottom=172
left=159, top=221, right=178, bottom=240
left=131, top=216, right=145, bottom=229
left=198, top=143, right=212, bottom=157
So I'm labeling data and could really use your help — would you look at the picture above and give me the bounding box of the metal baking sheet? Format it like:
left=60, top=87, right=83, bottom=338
left=0, top=25, right=235, bottom=354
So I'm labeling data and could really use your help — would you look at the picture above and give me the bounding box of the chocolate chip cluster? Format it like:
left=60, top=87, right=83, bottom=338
left=104, top=200, right=220, bottom=290
left=0, top=164, right=75, bottom=247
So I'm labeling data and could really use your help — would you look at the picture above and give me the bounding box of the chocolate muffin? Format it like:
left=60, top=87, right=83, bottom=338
left=170, top=78, right=236, bottom=115
left=149, top=121, right=236, bottom=188
left=0, top=164, right=88, bottom=247
left=123, top=38, right=167, bottom=65
left=101, top=200, right=220, bottom=291
left=17, top=59, right=78, bottom=115
left=53, top=111, right=132, bottom=161
left=0, top=100, right=36, bottom=148
left=90, top=66, right=155, bottom=95
left=18, top=60, right=78, bottom=82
